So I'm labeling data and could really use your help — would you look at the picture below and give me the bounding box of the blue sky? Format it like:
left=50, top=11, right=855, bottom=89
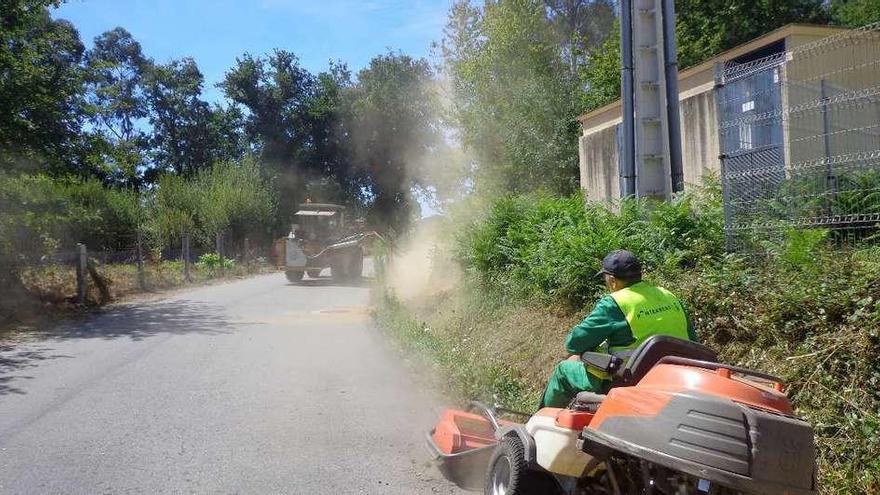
left=52, top=0, right=454, bottom=102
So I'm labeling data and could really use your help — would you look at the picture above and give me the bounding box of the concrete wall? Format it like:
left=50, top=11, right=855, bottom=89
left=579, top=89, right=720, bottom=202
left=580, top=125, right=620, bottom=203
left=680, top=90, right=721, bottom=186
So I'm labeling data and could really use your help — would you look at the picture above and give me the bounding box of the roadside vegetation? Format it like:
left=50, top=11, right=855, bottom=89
left=20, top=254, right=271, bottom=308
left=1, top=1, right=442, bottom=325
left=376, top=181, right=880, bottom=493
left=373, top=3, right=880, bottom=492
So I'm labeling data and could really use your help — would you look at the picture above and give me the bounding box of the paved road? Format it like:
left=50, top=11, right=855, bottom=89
left=0, top=270, right=464, bottom=494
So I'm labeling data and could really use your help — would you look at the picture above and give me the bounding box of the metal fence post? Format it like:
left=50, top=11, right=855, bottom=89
left=820, top=79, right=838, bottom=216
left=136, top=229, right=145, bottom=289
left=76, top=243, right=87, bottom=305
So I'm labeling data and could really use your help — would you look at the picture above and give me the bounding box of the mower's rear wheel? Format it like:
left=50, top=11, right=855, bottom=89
left=485, top=436, right=559, bottom=495
left=306, top=269, right=322, bottom=279
left=285, top=270, right=304, bottom=284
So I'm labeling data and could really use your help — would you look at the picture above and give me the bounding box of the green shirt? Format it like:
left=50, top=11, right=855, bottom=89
left=565, top=284, right=698, bottom=355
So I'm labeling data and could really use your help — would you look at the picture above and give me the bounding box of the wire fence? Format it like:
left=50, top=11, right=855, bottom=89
left=716, top=23, right=880, bottom=250
left=14, top=233, right=277, bottom=306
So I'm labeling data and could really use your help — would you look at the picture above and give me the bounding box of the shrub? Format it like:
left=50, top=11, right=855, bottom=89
left=0, top=172, right=141, bottom=266
left=195, top=252, right=235, bottom=275
left=456, top=182, right=725, bottom=308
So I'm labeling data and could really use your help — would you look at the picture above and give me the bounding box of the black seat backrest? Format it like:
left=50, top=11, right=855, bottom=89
left=614, top=335, right=718, bottom=386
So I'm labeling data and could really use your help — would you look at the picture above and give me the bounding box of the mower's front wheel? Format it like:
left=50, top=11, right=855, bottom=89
left=485, top=436, right=559, bottom=495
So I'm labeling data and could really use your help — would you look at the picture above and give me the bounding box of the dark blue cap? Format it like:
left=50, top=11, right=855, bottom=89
left=596, top=250, right=642, bottom=278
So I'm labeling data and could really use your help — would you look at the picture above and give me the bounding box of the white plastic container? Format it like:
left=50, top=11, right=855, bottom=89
left=525, top=413, right=594, bottom=477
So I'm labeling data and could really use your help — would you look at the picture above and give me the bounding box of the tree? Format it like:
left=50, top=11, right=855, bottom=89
left=579, top=21, right=620, bottom=112
left=149, top=157, right=276, bottom=248
left=0, top=0, right=87, bottom=173
left=830, top=0, right=880, bottom=26
left=346, top=52, right=440, bottom=232
left=144, top=58, right=244, bottom=179
left=441, top=0, right=582, bottom=196
left=544, top=0, right=616, bottom=75
left=83, top=27, right=153, bottom=187
left=674, top=0, right=828, bottom=68
left=219, top=50, right=323, bottom=222
left=303, top=62, right=363, bottom=206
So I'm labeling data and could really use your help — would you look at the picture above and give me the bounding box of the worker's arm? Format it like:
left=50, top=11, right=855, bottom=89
left=565, top=296, right=629, bottom=355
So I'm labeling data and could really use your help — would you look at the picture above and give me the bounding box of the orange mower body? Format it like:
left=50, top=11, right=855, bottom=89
left=426, top=336, right=817, bottom=495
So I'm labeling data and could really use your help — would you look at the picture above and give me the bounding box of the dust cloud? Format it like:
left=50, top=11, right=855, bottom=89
left=384, top=217, right=462, bottom=303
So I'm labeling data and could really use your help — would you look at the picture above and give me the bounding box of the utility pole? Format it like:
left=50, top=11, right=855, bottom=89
left=619, top=0, right=684, bottom=199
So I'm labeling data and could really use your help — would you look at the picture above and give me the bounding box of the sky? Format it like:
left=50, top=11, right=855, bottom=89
left=52, top=0, right=455, bottom=103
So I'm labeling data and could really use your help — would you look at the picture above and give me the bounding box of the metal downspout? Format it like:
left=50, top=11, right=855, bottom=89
left=620, top=0, right=636, bottom=198
left=661, top=0, right=684, bottom=194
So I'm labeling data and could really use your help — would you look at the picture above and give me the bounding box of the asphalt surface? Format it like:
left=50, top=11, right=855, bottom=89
left=0, top=268, right=465, bottom=494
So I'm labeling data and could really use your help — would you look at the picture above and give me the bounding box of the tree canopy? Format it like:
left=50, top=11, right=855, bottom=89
left=1, top=0, right=872, bottom=256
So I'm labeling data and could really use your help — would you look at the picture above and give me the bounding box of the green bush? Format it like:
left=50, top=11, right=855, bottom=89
left=457, top=182, right=725, bottom=308
left=0, top=172, right=141, bottom=265
left=195, top=252, right=235, bottom=275
left=150, top=156, right=277, bottom=248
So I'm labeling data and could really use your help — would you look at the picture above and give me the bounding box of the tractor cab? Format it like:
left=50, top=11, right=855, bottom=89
left=291, top=203, right=346, bottom=243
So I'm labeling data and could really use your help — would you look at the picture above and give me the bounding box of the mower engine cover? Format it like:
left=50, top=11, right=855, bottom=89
left=582, top=363, right=817, bottom=495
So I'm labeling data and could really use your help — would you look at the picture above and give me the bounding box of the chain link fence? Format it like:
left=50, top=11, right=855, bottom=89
left=717, top=23, right=880, bottom=250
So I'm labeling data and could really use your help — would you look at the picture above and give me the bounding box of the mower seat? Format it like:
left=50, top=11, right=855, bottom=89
left=614, top=335, right=718, bottom=387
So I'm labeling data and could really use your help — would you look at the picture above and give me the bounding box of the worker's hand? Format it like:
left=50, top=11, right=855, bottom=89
left=566, top=354, right=581, bottom=362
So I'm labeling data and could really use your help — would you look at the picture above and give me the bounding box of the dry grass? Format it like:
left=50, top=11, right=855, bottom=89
left=7, top=260, right=275, bottom=323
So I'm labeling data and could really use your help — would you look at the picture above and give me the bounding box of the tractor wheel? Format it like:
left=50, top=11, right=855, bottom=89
left=330, top=258, right=348, bottom=281
left=347, top=250, right=364, bottom=279
left=285, top=270, right=304, bottom=284
left=306, top=269, right=322, bottom=279
left=484, top=436, right=560, bottom=495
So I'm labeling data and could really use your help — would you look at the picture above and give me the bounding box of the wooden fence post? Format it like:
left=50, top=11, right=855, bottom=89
left=243, top=237, right=250, bottom=268
left=216, top=231, right=224, bottom=275
left=182, top=228, right=192, bottom=282
left=76, top=243, right=87, bottom=305
left=136, top=229, right=145, bottom=289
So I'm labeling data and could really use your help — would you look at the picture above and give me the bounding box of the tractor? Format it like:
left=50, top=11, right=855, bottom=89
left=282, top=203, right=379, bottom=283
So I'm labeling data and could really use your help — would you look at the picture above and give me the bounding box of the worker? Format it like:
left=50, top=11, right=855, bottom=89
left=541, top=250, right=698, bottom=408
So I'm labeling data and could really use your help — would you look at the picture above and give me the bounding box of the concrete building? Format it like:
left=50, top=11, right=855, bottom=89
left=577, top=24, right=847, bottom=202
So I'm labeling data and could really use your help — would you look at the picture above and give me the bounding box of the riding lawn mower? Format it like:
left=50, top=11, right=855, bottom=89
left=426, top=336, right=817, bottom=494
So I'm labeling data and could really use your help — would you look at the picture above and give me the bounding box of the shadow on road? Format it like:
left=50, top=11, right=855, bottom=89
left=0, top=300, right=236, bottom=396
left=51, top=299, right=235, bottom=341
left=0, top=342, right=71, bottom=396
